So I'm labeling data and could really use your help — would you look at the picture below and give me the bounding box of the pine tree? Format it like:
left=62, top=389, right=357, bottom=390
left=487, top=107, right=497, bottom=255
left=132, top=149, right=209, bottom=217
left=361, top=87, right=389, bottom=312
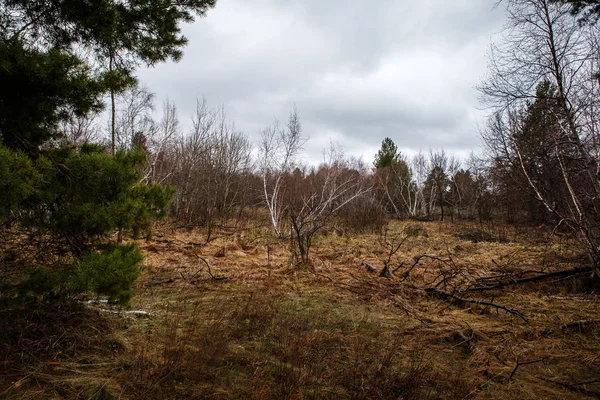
left=1, top=0, right=217, bottom=153
left=374, top=138, right=401, bottom=169
left=0, top=0, right=210, bottom=304
left=0, top=41, right=106, bottom=154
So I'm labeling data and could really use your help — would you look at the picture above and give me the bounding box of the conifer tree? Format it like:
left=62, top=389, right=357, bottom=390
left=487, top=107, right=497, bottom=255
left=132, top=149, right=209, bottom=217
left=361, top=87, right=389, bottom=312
left=0, top=0, right=214, bottom=304
left=374, top=138, right=401, bottom=169
left=1, top=0, right=216, bottom=153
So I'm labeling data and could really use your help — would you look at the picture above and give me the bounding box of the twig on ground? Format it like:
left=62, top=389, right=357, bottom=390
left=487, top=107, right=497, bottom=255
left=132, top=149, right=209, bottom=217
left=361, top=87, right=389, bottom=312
left=190, top=248, right=228, bottom=281
left=361, top=260, right=378, bottom=273
left=536, top=376, right=600, bottom=398
left=509, top=357, right=548, bottom=381
left=424, top=288, right=529, bottom=323
left=456, top=330, right=475, bottom=351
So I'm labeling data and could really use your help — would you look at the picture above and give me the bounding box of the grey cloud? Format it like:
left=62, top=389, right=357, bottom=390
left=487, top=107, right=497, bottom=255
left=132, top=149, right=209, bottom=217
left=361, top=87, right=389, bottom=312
left=137, top=0, right=506, bottom=164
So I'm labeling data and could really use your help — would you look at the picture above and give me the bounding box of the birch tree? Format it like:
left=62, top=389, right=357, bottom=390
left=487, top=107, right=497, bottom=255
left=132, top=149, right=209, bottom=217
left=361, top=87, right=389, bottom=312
left=258, top=107, right=305, bottom=238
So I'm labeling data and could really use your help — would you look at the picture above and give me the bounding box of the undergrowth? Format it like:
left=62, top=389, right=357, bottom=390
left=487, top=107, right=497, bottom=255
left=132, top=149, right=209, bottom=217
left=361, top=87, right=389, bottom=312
left=117, top=292, right=473, bottom=399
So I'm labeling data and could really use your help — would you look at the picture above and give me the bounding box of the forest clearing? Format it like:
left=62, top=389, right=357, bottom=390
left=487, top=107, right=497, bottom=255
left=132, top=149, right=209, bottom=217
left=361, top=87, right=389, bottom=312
left=2, top=0, right=600, bottom=398
left=2, top=218, right=598, bottom=399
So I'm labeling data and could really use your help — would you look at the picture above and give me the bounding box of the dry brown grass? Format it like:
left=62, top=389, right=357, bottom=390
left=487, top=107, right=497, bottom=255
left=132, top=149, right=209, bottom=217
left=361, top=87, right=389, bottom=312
left=1, top=219, right=599, bottom=399
left=0, top=302, right=126, bottom=399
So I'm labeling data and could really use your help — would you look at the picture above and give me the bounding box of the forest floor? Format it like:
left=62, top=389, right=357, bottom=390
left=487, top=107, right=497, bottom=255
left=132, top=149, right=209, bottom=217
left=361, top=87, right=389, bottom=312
left=1, top=219, right=599, bottom=399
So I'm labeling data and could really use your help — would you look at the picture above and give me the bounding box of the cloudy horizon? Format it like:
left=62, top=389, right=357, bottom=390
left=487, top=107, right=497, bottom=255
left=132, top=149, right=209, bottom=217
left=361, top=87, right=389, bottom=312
left=137, top=0, right=507, bottom=166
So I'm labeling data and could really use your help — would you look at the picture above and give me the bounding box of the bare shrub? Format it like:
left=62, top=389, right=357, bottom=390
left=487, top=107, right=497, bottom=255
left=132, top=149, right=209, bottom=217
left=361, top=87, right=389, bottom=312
left=404, top=223, right=429, bottom=238
left=166, top=99, right=253, bottom=238
left=336, top=195, right=388, bottom=235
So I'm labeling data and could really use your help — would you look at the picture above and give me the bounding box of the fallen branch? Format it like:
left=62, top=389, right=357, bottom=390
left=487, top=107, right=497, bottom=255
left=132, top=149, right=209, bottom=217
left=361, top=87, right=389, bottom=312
left=392, top=262, right=404, bottom=274
left=536, top=376, right=600, bottom=398
left=465, top=266, right=594, bottom=292
left=541, top=320, right=600, bottom=336
left=398, top=255, right=429, bottom=282
left=398, top=254, right=457, bottom=283
left=190, top=249, right=228, bottom=281
left=509, top=358, right=548, bottom=381
left=424, top=288, right=528, bottom=323
left=361, top=261, right=378, bottom=273
left=456, top=331, right=475, bottom=351
left=155, top=238, right=204, bottom=247
left=151, top=277, right=179, bottom=285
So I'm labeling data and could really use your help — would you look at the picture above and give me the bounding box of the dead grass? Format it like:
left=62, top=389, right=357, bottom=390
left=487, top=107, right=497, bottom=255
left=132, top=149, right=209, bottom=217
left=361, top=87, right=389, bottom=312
left=1, top=219, right=599, bottom=399
left=0, top=301, right=126, bottom=399
left=113, top=289, right=471, bottom=399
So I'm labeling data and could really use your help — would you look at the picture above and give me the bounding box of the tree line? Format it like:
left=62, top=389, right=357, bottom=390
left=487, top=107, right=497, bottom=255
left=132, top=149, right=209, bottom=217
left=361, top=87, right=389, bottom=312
left=53, top=78, right=590, bottom=267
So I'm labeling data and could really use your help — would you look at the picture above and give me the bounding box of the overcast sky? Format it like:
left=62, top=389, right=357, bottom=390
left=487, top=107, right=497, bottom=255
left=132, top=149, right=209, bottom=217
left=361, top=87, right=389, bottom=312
left=137, top=0, right=506, bottom=165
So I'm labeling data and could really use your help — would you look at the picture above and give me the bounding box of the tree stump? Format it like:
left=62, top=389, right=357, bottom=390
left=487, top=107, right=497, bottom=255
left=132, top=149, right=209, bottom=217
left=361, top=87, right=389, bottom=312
left=379, top=261, right=394, bottom=278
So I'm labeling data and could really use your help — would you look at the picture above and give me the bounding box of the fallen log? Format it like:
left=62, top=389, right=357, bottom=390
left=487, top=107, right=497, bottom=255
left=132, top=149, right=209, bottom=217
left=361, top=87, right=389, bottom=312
left=465, top=266, right=594, bottom=292
left=424, top=288, right=528, bottom=323
left=541, top=320, right=600, bottom=336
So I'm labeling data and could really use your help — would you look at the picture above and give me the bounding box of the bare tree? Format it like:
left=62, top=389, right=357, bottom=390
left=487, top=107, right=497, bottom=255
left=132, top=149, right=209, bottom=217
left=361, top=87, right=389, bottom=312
left=258, top=107, right=305, bottom=238
left=143, top=99, right=179, bottom=185
left=375, top=153, right=420, bottom=218
left=445, top=156, right=462, bottom=222
left=397, top=157, right=421, bottom=218
left=167, top=99, right=252, bottom=238
left=411, top=152, right=429, bottom=218
left=114, top=85, right=156, bottom=151
left=424, top=149, right=452, bottom=221
left=464, top=152, right=493, bottom=223
left=59, top=113, right=102, bottom=146
left=287, top=143, right=371, bottom=265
